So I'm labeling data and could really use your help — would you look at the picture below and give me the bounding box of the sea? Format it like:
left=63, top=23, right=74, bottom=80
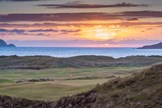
left=0, top=47, right=162, bottom=58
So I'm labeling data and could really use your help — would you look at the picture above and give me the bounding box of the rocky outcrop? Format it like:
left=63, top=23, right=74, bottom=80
left=0, top=39, right=16, bottom=47
left=138, top=42, right=162, bottom=49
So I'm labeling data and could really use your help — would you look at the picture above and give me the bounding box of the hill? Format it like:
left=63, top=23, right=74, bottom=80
left=0, top=62, right=162, bottom=108
left=0, top=39, right=16, bottom=47
left=139, top=42, right=162, bottom=49
left=55, top=63, right=162, bottom=108
left=0, top=55, right=162, bottom=69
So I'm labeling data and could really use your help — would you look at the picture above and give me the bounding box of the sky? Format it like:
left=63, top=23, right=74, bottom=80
left=0, top=0, right=162, bottom=47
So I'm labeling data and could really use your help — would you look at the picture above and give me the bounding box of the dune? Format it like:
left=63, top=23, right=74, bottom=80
left=1, top=55, right=162, bottom=69
left=0, top=63, right=162, bottom=108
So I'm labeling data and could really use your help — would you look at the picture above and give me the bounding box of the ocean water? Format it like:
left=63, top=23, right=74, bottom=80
left=0, top=47, right=162, bottom=58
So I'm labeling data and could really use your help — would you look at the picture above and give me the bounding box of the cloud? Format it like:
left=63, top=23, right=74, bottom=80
left=38, top=1, right=148, bottom=9
left=126, top=18, right=139, bottom=21
left=0, top=29, right=8, bottom=32
left=0, top=13, right=120, bottom=22
left=60, top=29, right=81, bottom=33
left=0, top=29, right=31, bottom=36
left=120, top=11, right=162, bottom=18
left=29, top=29, right=59, bottom=32
left=0, top=0, right=45, bottom=2
left=0, top=11, right=162, bottom=22
left=1, top=21, right=162, bottom=29
left=0, top=28, right=81, bottom=36
left=0, top=29, right=57, bottom=33
left=0, top=29, right=25, bottom=33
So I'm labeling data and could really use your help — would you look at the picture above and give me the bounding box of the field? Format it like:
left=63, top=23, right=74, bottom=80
left=0, top=66, right=145, bottom=101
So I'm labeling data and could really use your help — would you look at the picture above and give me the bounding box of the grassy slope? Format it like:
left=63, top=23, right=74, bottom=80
left=0, top=66, right=143, bottom=101
left=0, top=55, right=162, bottom=107
left=0, top=82, right=94, bottom=101
left=0, top=55, right=162, bottom=69
left=55, top=64, right=162, bottom=108
left=0, top=63, right=162, bottom=108
left=0, top=67, right=143, bottom=81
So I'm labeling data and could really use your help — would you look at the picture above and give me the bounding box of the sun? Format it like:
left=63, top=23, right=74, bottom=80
left=95, top=26, right=116, bottom=40
left=80, top=25, right=117, bottom=40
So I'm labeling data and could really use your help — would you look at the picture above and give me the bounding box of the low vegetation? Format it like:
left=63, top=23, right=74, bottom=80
left=54, top=63, right=162, bottom=108
left=0, top=55, right=162, bottom=69
left=0, top=63, right=162, bottom=108
left=0, top=66, right=142, bottom=101
left=0, top=55, right=162, bottom=108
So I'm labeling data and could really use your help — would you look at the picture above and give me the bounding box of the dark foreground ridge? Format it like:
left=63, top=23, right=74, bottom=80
left=0, top=63, right=162, bottom=108
left=1, top=55, right=162, bottom=69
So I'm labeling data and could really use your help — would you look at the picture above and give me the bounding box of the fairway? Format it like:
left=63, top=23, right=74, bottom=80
left=0, top=80, right=106, bottom=101
left=0, top=66, right=145, bottom=101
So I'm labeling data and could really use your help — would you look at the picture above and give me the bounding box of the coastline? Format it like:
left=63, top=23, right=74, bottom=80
left=0, top=47, right=162, bottom=58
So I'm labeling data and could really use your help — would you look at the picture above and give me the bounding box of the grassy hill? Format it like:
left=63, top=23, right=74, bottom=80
left=0, top=66, right=142, bottom=101
left=0, top=63, right=162, bottom=108
left=55, top=63, right=162, bottom=108
left=0, top=55, right=162, bottom=69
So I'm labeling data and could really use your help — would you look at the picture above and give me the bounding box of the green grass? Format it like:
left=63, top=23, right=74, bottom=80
left=0, top=66, right=144, bottom=81
left=0, top=81, right=97, bottom=101
left=0, top=79, right=14, bottom=83
left=0, top=79, right=107, bottom=101
left=0, top=66, right=145, bottom=101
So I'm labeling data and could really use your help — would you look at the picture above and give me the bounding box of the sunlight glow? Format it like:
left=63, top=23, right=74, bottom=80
left=95, top=26, right=116, bottom=40
left=80, top=25, right=118, bottom=40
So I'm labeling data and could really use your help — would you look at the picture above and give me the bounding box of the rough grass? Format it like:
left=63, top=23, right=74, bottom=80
left=0, top=64, right=162, bottom=107
left=0, top=81, right=96, bottom=101
left=0, top=66, right=144, bottom=81
left=0, top=55, right=162, bottom=69
left=53, top=64, right=162, bottom=108
left=0, top=79, right=13, bottom=83
left=0, top=66, right=143, bottom=101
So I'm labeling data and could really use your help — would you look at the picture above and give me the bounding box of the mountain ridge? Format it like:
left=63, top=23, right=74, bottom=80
left=138, top=42, right=162, bottom=49
left=0, top=39, right=16, bottom=47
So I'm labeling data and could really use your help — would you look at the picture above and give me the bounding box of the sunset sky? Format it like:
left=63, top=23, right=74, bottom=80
left=0, top=0, right=162, bottom=47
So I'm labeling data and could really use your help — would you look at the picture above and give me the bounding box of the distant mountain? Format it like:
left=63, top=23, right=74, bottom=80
left=138, top=42, right=162, bottom=49
left=0, top=39, right=16, bottom=47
